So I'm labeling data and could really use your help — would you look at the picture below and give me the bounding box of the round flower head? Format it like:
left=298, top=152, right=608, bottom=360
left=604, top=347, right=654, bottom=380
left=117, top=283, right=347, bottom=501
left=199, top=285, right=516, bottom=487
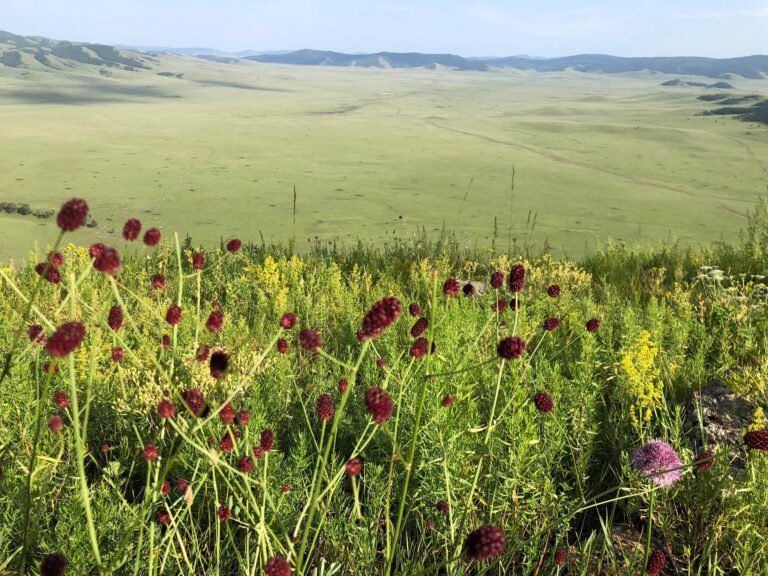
left=182, top=388, right=206, bottom=416
left=206, top=310, right=224, bottom=333
left=508, top=264, right=525, bottom=293
left=219, top=402, right=235, bottom=425
left=176, top=479, right=188, bottom=492
left=744, top=429, right=768, bottom=451
left=89, top=243, right=105, bottom=258
left=57, top=198, right=89, bottom=232
left=111, top=347, right=124, bottom=363
left=143, top=228, right=161, bottom=247
left=209, top=351, right=229, bottom=379
left=196, top=344, right=210, bottom=362
left=53, top=390, right=70, bottom=409
left=48, top=415, right=64, bottom=433
left=280, top=312, right=297, bottom=329
left=107, top=305, right=123, bottom=331
left=408, top=302, right=421, bottom=317
left=28, top=324, right=45, bottom=344
left=192, top=251, right=205, bottom=270
left=694, top=450, right=714, bottom=473
left=93, top=247, right=120, bottom=274
left=165, top=304, right=182, bottom=325
left=463, top=525, right=506, bottom=561
left=298, top=328, right=321, bottom=352
left=543, top=317, right=560, bottom=332
left=547, top=284, right=561, bottom=298
left=47, top=251, right=64, bottom=268
left=40, top=553, right=68, bottom=576
left=151, top=274, right=166, bottom=290
left=497, top=336, right=526, bottom=361
left=238, top=455, right=254, bottom=474
left=360, top=296, right=401, bottom=340
left=410, top=337, right=429, bottom=359
left=143, top=444, right=158, bottom=462
left=156, top=509, right=171, bottom=525
left=260, top=428, right=274, bottom=451
left=631, top=439, right=683, bottom=487
left=45, top=322, right=86, bottom=358
left=376, top=358, right=386, bottom=368
left=218, top=505, right=231, bottom=521
left=219, top=432, right=235, bottom=453
left=533, top=392, right=553, bottom=414
left=237, top=410, right=250, bottom=425
left=463, top=283, right=477, bottom=297
left=157, top=399, right=175, bottom=419
left=263, top=555, right=292, bottom=576
left=554, top=548, right=567, bottom=566
left=647, top=549, right=667, bottom=575
left=365, top=386, right=394, bottom=424
left=586, top=318, right=600, bottom=333
left=281, top=483, right=290, bottom=493
left=161, top=334, right=171, bottom=349
left=122, top=218, right=142, bottom=241
left=411, top=317, right=428, bottom=338
left=443, top=277, right=460, bottom=297
left=437, top=500, right=449, bottom=513
left=442, top=394, right=454, bottom=407
left=345, top=458, right=362, bottom=477
left=338, top=378, right=349, bottom=394
left=226, top=238, right=242, bottom=253
left=160, top=480, right=171, bottom=496
left=490, top=271, right=504, bottom=289
left=277, top=338, right=289, bottom=354
left=316, top=393, right=334, bottom=421
left=492, top=299, right=507, bottom=313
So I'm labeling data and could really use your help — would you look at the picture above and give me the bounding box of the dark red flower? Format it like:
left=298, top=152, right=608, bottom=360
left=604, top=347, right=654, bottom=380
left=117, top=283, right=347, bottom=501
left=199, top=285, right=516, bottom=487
left=192, top=251, right=205, bottom=270
left=226, top=238, right=242, bottom=253
left=196, top=345, right=210, bottom=362
left=411, top=317, right=428, bottom=338
left=316, top=393, right=334, bottom=422
left=543, top=317, right=561, bottom=332
left=281, top=483, right=291, bottom=493
left=157, top=399, right=175, bottom=419
left=233, top=454, right=252, bottom=473
left=263, top=555, right=292, bottom=576
left=151, top=274, right=166, bottom=290
left=181, top=388, right=206, bottom=416
left=376, top=358, right=386, bottom=368
left=490, top=271, right=504, bottom=289
left=442, top=394, right=454, bottom=407
left=165, top=305, right=182, bottom=326
left=586, top=318, right=600, bottom=333
left=219, top=432, right=235, bottom=453
left=48, top=415, right=64, bottom=433
left=156, top=509, right=171, bottom=525
left=45, top=322, right=86, bottom=358
left=111, top=347, right=124, bottom=363
left=554, top=548, right=567, bottom=566
left=437, top=500, right=449, bottom=513
left=338, top=379, right=349, bottom=394
left=57, top=198, right=89, bottom=232
left=89, top=243, right=105, bottom=258
left=162, top=334, right=171, bottom=349
left=28, top=324, right=45, bottom=344
left=365, top=387, right=393, bottom=424
left=410, top=337, right=429, bottom=359
left=210, top=351, right=229, bottom=379
left=237, top=410, right=250, bottom=425
left=492, top=299, right=507, bottom=313
left=533, top=392, right=553, bottom=414
left=277, top=338, right=289, bottom=354
left=744, top=429, right=768, bottom=451
left=408, top=303, right=421, bottom=317
left=40, top=553, right=68, bottom=576
left=260, top=428, right=274, bottom=452
left=426, top=521, right=434, bottom=530
left=694, top=450, right=714, bottom=473
left=206, top=310, right=224, bottom=333
left=298, top=328, right=321, bottom=352
left=280, top=312, right=297, bottom=329
left=123, top=218, right=142, bottom=241
left=93, top=247, right=120, bottom=274
left=159, top=480, right=171, bottom=496
left=100, top=443, right=110, bottom=452
left=547, top=284, right=561, bottom=298
left=463, top=525, right=507, bottom=561
left=497, top=336, right=526, bottom=361
left=53, top=390, right=70, bottom=409
left=45, top=268, right=62, bottom=284
left=219, top=402, right=235, bottom=425
left=463, top=283, right=476, bottom=297
left=176, top=479, right=188, bottom=492
left=443, top=278, right=460, bottom=297
left=43, top=362, right=58, bottom=374
left=647, top=549, right=667, bottom=575
left=345, top=458, right=362, bottom=477
left=143, top=444, right=158, bottom=462
left=47, top=251, right=64, bottom=268
left=253, top=446, right=266, bottom=459
left=107, top=305, right=123, bottom=331
left=143, top=228, right=161, bottom=247
left=360, top=297, right=402, bottom=340
left=217, top=505, right=231, bottom=521
left=508, top=264, right=525, bottom=293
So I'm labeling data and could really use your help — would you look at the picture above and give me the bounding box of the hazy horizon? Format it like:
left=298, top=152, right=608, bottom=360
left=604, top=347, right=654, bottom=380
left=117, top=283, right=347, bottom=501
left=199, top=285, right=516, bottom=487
left=1, top=0, right=767, bottom=58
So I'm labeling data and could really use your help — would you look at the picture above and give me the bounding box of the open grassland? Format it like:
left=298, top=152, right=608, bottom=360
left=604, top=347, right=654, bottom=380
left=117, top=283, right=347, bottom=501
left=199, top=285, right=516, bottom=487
left=1, top=57, right=767, bottom=262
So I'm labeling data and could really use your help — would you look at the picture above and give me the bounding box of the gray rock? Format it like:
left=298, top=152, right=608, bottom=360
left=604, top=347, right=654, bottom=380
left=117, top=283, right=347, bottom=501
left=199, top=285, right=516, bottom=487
left=685, top=378, right=754, bottom=451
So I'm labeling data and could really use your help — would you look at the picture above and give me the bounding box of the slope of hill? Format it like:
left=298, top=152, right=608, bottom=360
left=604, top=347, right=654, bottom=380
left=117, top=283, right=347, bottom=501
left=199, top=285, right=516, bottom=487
left=248, top=49, right=489, bottom=71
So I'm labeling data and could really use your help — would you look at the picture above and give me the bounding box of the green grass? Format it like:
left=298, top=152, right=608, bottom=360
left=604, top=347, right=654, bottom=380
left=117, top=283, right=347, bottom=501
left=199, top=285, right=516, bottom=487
left=1, top=58, right=767, bottom=263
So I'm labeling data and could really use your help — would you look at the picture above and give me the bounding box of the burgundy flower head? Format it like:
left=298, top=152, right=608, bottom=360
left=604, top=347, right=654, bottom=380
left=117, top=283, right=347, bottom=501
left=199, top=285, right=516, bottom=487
left=744, top=429, right=768, bottom=451
left=490, top=271, right=504, bottom=289
left=411, top=317, right=428, bottom=338
left=260, top=428, right=274, bottom=451
left=492, top=299, right=507, bottom=313
left=464, top=525, right=507, bottom=561
left=238, top=455, right=254, bottom=474
left=280, top=312, right=297, bottom=329
left=181, top=388, right=206, bottom=416
left=53, top=390, right=70, bottom=409
left=345, top=458, right=362, bottom=477
left=443, top=278, right=460, bottom=297
left=533, top=392, right=553, bottom=414
left=408, top=302, right=421, bottom=317
left=508, top=264, right=525, bottom=293
left=57, top=198, right=89, bottom=232
left=165, top=304, right=182, bottom=326
left=437, top=500, right=449, bottom=513
left=192, top=251, right=205, bottom=270
left=209, top=350, right=229, bottom=379
left=463, top=283, right=476, bottom=297
left=143, top=444, right=158, bottom=462
left=219, top=402, right=235, bottom=425
left=111, top=347, right=124, bottom=363
left=365, top=387, right=394, bottom=424
left=543, top=317, right=561, bottom=332
left=123, top=218, right=142, bottom=241
left=162, top=334, right=171, bottom=349
left=151, top=274, right=166, bottom=290
left=206, top=310, right=224, bottom=333
left=237, top=410, right=250, bottom=425
left=176, top=479, right=188, bottom=492
left=45, top=322, right=86, bottom=358
left=631, top=439, right=683, bottom=487
left=554, top=548, right=567, bottom=566
left=281, top=483, right=290, bottom=493
left=360, top=297, right=401, bottom=340
left=196, top=344, right=210, bottom=362
left=298, top=328, right=321, bottom=352
left=89, top=243, right=105, bottom=258
left=217, top=505, right=231, bottom=521
left=694, top=450, right=714, bottom=473
left=497, top=336, right=526, bottom=361
left=93, top=247, right=120, bottom=274
left=156, top=509, right=171, bottom=526
left=28, top=324, right=45, bottom=344
left=410, top=337, right=429, bottom=359
left=157, top=399, right=175, bottom=419
left=161, top=480, right=171, bottom=496
left=316, top=393, right=334, bottom=422
left=40, top=553, right=68, bottom=576
left=47, top=251, right=64, bottom=268
left=338, top=378, right=349, bottom=394
left=586, top=318, right=601, bottom=333
left=263, top=555, right=292, bottom=576
left=143, top=228, right=161, bottom=247
left=219, top=432, right=234, bottom=453
left=226, top=238, right=242, bottom=253
left=547, top=284, right=561, bottom=298
left=442, top=394, right=454, bottom=407
left=647, top=549, right=667, bottom=575
left=48, top=415, right=64, bottom=433
left=277, top=338, right=289, bottom=354
left=107, top=305, right=123, bottom=331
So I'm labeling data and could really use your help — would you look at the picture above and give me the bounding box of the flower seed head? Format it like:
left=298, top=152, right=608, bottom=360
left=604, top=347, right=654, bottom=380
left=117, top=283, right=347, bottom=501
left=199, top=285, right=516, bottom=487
left=156, top=509, right=171, bottom=525
left=206, top=310, right=224, bottom=333
left=219, top=432, right=235, bottom=453
left=48, top=415, right=64, bottom=433
left=543, top=317, right=560, bottom=332
left=547, top=284, right=561, bottom=298
left=210, top=351, right=229, bottom=379
left=53, top=390, right=70, bottom=409
left=338, top=378, right=349, bottom=394
left=143, top=228, right=161, bottom=247
left=533, top=392, right=553, bottom=414
left=437, top=500, right=449, bottom=513
left=162, top=334, right=170, bottom=349
left=89, top=243, right=105, bottom=258
left=151, top=274, right=166, bottom=290
left=45, top=322, right=86, bottom=358
left=237, top=410, right=250, bottom=425
left=111, top=347, right=124, bottom=363
left=219, top=402, right=235, bottom=425
left=181, top=388, right=206, bottom=416
left=554, top=548, right=567, bottom=566
left=410, top=337, right=429, bottom=359
left=492, top=299, right=507, bottom=313
left=165, top=305, right=182, bottom=326
left=192, top=251, right=205, bottom=270
left=238, top=455, right=254, bottom=474
left=260, top=428, right=274, bottom=451
left=107, top=305, right=123, bottom=331
left=57, top=198, right=89, bottom=232
left=263, top=555, right=292, bottom=576
left=360, top=297, right=402, bottom=340
left=316, top=393, right=334, bottom=422
left=218, top=505, right=231, bottom=521
left=40, top=553, right=68, bottom=576
left=122, top=218, right=142, bottom=241
left=226, top=238, right=242, bottom=253
left=277, top=338, right=289, bottom=354
left=143, top=444, right=158, bottom=462
left=463, top=525, right=506, bottom=561
left=744, top=429, right=768, bottom=451
left=28, top=324, right=45, bottom=344
left=508, top=264, right=525, bottom=293
left=408, top=302, right=421, bottom=317
left=463, top=283, right=476, bottom=297
left=298, top=328, right=321, bottom=352
left=586, top=318, right=600, bottom=333
left=647, top=549, right=667, bottom=575
left=93, top=247, right=120, bottom=274
left=694, top=450, right=714, bottom=473
left=443, top=278, right=460, bottom=297
left=497, top=336, right=526, bottom=361
left=196, top=345, right=210, bottom=362
left=345, top=458, right=362, bottom=477
left=157, top=400, right=175, bottom=419
left=490, top=271, right=504, bottom=289
left=365, top=387, right=394, bottom=424
left=411, top=317, right=428, bottom=338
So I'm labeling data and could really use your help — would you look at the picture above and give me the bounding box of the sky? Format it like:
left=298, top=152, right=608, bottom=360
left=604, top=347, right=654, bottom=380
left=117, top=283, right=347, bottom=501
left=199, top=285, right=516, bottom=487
left=0, top=0, right=766, bottom=57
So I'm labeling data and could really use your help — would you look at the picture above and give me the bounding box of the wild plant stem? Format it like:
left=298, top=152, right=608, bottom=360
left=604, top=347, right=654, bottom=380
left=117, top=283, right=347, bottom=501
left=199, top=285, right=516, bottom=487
left=643, top=488, right=655, bottom=572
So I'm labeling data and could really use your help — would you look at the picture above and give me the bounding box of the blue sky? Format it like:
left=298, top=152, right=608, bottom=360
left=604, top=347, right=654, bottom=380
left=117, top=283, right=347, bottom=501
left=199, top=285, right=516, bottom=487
left=0, top=0, right=766, bottom=57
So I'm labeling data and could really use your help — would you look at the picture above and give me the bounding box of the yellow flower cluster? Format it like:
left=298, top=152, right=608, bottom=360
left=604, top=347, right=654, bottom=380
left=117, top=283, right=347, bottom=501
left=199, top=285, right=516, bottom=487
left=620, top=330, right=663, bottom=431
left=749, top=406, right=765, bottom=432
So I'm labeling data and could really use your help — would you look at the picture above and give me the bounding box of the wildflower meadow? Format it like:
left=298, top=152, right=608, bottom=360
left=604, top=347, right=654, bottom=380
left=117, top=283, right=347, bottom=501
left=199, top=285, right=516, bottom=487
left=2, top=197, right=768, bottom=575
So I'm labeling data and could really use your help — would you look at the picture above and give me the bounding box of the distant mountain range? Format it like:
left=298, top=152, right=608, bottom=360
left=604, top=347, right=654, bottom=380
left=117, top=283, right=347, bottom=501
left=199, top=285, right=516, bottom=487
left=2, top=31, right=768, bottom=79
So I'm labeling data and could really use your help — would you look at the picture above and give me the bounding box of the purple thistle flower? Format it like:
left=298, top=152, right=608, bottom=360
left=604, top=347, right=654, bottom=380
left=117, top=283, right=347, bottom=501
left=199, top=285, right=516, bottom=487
left=631, top=439, right=683, bottom=487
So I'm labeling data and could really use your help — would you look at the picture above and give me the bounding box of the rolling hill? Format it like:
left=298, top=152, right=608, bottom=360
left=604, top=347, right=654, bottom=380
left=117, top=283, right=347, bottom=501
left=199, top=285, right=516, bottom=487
left=247, top=49, right=489, bottom=71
